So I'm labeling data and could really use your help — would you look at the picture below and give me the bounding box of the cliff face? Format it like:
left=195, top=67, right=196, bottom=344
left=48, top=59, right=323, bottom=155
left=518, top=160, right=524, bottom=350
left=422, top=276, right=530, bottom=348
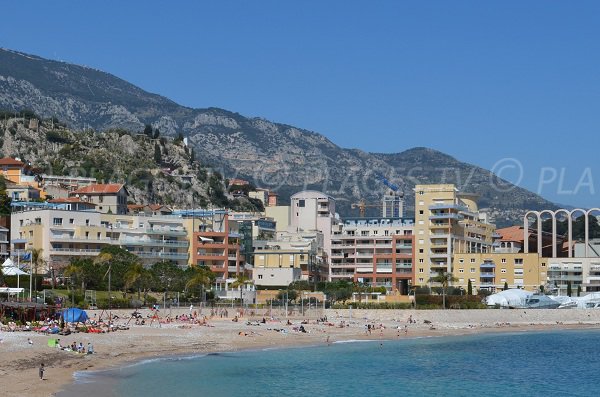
left=0, top=48, right=558, bottom=224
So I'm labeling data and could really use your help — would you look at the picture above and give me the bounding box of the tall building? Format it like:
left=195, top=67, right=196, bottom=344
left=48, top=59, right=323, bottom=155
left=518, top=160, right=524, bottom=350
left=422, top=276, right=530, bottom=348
left=290, top=190, right=339, bottom=274
left=330, top=217, right=414, bottom=293
left=69, top=184, right=129, bottom=215
left=413, top=184, right=495, bottom=287
left=382, top=190, right=404, bottom=218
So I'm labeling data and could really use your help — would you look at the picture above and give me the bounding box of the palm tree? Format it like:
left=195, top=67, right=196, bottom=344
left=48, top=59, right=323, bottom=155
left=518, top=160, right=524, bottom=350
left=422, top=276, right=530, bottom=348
left=94, top=252, right=114, bottom=309
left=231, top=275, right=252, bottom=304
left=64, top=263, right=84, bottom=291
left=124, top=262, right=149, bottom=300
left=428, top=269, right=458, bottom=309
left=28, top=248, right=46, bottom=293
left=185, top=267, right=213, bottom=302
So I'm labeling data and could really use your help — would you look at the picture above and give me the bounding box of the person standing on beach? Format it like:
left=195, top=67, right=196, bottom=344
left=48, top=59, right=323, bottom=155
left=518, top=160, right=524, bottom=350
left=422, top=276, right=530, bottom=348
left=39, top=363, right=45, bottom=380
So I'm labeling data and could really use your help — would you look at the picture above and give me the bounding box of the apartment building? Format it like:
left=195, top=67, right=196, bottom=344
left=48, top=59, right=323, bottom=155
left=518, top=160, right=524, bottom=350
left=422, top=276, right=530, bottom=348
left=452, top=252, right=547, bottom=293
left=329, top=217, right=415, bottom=294
left=0, top=226, right=9, bottom=258
left=11, top=205, right=190, bottom=270
left=190, top=212, right=245, bottom=287
left=290, top=191, right=339, bottom=273
left=413, top=184, right=495, bottom=287
left=69, top=183, right=129, bottom=215
left=252, top=235, right=317, bottom=287
left=41, top=174, right=97, bottom=199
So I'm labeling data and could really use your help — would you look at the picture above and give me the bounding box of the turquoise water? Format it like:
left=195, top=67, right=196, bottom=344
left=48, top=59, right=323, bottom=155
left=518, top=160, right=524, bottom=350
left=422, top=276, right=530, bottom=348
left=68, top=330, right=600, bottom=397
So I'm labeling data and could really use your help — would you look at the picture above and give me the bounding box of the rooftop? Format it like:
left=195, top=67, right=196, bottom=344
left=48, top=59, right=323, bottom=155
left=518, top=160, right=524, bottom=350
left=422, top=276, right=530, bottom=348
left=71, top=183, right=125, bottom=195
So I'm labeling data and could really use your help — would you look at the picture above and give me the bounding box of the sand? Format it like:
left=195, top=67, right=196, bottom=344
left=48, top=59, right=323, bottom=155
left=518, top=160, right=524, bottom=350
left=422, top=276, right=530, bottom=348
left=2, top=307, right=600, bottom=397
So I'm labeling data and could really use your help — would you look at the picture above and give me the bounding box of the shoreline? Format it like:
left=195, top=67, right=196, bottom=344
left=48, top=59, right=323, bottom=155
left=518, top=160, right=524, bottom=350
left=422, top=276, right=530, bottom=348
left=2, top=308, right=600, bottom=397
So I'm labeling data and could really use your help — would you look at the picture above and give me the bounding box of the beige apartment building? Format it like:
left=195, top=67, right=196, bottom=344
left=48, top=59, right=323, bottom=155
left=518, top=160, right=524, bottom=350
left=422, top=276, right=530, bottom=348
left=11, top=205, right=190, bottom=271
left=252, top=236, right=317, bottom=287
left=413, top=184, right=496, bottom=287
left=69, top=183, right=129, bottom=215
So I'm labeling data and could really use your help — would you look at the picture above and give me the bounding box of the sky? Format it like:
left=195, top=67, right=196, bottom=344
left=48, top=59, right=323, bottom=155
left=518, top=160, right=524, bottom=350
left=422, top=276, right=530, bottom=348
left=1, top=1, right=599, bottom=207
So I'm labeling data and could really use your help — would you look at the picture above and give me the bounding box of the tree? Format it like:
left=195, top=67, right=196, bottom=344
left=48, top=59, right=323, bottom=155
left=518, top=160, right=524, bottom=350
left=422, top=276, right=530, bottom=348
left=150, top=261, right=185, bottom=292
left=185, top=266, right=214, bottom=302
left=428, top=269, right=458, bottom=309
left=567, top=281, right=572, bottom=297
left=577, top=285, right=582, bottom=297
left=503, top=281, right=509, bottom=291
left=152, top=128, right=160, bottom=139
left=143, top=124, right=153, bottom=136
left=231, top=275, right=252, bottom=303
left=277, top=289, right=298, bottom=303
left=124, top=262, right=148, bottom=300
left=0, top=175, right=11, bottom=216
left=28, top=248, right=46, bottom=293
left=154, top=143, right=162, bottom=164
left=467, top=279, right=473, bottom=296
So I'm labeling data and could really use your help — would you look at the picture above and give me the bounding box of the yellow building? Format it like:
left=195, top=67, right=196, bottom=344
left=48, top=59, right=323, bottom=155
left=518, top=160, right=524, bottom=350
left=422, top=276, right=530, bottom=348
left=413, top=184, right=496, bottom=287
left=452, top=252, right=548, bottom=293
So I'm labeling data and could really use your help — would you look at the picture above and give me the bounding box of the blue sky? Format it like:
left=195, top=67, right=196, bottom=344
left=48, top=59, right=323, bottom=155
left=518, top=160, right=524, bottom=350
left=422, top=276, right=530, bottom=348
left=1, top=1, right=599, bottom=207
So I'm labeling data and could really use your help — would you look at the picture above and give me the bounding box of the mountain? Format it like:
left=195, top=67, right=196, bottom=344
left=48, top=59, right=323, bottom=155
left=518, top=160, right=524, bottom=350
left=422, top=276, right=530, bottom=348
left=0, top=48, right=558, bottom=225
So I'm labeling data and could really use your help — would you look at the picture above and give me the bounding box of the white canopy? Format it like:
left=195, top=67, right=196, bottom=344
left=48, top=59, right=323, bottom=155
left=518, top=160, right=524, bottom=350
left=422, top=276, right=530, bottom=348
left=0, top=287, right=24, bottom=294
left=486, top=289, right=532, bottom=308
left=2, top=258, right=28, bottom=275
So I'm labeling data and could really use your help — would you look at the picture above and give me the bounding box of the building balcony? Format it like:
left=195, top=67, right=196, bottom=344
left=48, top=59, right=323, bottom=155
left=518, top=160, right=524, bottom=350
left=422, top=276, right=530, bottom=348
left=331, top=272, right=354, bottom=277
left=50, top=248, right=101, bottom=255
left=429, top=213, right=464, bottom=221
left=121, top=238, right=189, bottom=247
left=145, top=228, right=187, bottom=236
left=429, top=203, right=468, bottom=211
left=480, top=263, right=496, bottom=269
left=430, top=253, right=449, bottom=259
left=50, top=235, right=113, bottom=244
left=135, top=251, right=189, bottom=260
left=480, top=272, right=495, bottom=277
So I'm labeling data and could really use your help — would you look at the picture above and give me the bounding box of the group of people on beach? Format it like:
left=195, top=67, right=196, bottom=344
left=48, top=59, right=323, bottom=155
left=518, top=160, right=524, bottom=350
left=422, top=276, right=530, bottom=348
left=53, top=338, right=94, bottom=354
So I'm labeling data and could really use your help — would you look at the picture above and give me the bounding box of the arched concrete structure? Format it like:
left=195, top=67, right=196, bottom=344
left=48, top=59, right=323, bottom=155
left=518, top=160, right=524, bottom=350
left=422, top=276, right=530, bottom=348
left=524, top=208, right=599, bottom=258
left=586, top=208, right=600, bottom=257
left=523, top=211, right=539, bottom=254
left=554, top=209, right=571, bottom=257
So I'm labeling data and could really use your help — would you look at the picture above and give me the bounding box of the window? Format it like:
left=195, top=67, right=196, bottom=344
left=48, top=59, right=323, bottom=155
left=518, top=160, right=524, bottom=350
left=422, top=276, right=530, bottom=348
left=419, top=259, right=424, bottom=263
left=298, top=199, right=305, bottom=207
left=541, top=263, right=546, bottom=267
left=501, top=258, right=506, bottom=263
left=300, top=254, right=305, bottom=260
left=419, top=239, right=424, bottom=245
left=418, top=191, right=424, bottom=195
left=459, top=258, right=464, bottom=263
left=418, top=230, right=424, bottom=235
left=419, top=210, right=424, bottom=215
left=514, top=269, right=524, bottom=275
left=501, top=269, right=507, bottom=273
left=419, top=268, right=424, bottom=273
left=459, top=269, right=464, bottom=273
left=270, top=274, right=274, bottom=278
left=98, top=195, right=104, bottom=203
left=470, top=258, right=475, bottom=263
left=419, top=249, right=423, bottom=253
left=419, top=201, right=424, bottom=206
left=258, top=275, right=263, bottom=279
left=53, top=218, right=63, bottom=226
left=69, top=218, right=74, bottom=224
left=470, top=268, right=475, bottom=273
left=418, top=220, right=424, bottom=225
left=418, top=278, right=424, bottom=283
left=20, top=220, right=23, bottom=226
left=29, top=231, right=33, bottom=237
left=86, top=219, right=90, bottom=226
left=515, top=258, right=523, bottom=265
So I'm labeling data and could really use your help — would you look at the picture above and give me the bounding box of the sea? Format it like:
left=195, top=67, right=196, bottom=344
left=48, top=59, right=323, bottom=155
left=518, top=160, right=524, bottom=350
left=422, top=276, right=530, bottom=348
left=58, top=329, right=600, bottom=397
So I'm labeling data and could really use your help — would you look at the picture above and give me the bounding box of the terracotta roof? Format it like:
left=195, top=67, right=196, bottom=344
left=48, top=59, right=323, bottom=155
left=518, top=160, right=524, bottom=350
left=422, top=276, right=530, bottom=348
left=70, top=183, right=125, bottom=195
left=496, top=226, right=527, bottom=242
left=49, top=198, right=96, bottom=205
left=148, top=204, right=166, bottom=211
left=0, top=157, right=25, bottom=166
left=127, top=204, right=145, bottom=210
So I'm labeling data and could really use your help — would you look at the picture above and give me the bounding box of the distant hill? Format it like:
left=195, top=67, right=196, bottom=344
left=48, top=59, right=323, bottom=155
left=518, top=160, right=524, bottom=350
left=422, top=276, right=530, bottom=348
left=0, top=48, right=558, bottom=225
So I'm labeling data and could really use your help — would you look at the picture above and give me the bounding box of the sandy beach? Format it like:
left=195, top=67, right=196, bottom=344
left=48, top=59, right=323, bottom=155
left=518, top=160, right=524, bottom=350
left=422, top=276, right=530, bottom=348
left=2, top=308, right=600, bottom=397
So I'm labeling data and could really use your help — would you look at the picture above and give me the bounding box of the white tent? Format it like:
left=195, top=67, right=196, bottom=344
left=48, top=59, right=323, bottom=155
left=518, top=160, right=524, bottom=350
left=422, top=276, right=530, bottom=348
left=485, top=289, right=532, bottom=308
left=2, top=257, right=28, bottom=290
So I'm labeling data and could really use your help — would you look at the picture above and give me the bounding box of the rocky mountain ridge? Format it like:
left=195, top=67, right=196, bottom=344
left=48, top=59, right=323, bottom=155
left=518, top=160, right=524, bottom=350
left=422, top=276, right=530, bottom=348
left=0, top=48, right=559, bottom=225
